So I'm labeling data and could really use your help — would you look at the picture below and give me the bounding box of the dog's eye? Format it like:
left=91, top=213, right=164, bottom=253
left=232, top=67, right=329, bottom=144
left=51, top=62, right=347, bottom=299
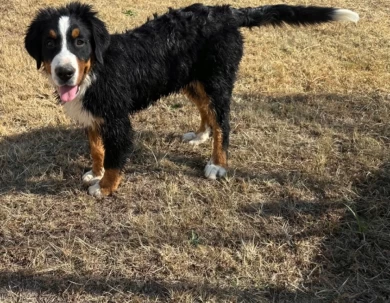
left=75, top=39, right=85, bottom=47
left=46, top=40, right=55, bottom=48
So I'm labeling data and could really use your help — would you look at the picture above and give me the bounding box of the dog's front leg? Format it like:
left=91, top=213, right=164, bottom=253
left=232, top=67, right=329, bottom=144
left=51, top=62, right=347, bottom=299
left=87, top=117, right=133, bottom=197
left=82, top=125, right=105, bottom=186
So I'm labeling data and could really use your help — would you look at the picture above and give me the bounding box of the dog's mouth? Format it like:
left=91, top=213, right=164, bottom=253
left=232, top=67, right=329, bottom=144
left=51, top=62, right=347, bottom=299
left=58, top=85, right=80, bottom=103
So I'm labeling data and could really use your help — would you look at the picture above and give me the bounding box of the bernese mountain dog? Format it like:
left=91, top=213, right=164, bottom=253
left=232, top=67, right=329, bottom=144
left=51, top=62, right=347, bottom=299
left=24, top=2, right=358, bottom=197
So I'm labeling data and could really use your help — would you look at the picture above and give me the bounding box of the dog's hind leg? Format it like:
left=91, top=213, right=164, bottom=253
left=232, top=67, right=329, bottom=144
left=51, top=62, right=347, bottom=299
left=182, top=82, right=212, bottom=145
left=188, top=28, right=242, bottom=179
left=183, top=81, right=231, bottom=180
left=82, top=125, right=105, bottom=186
left=203, top=84, right=232, bottom=180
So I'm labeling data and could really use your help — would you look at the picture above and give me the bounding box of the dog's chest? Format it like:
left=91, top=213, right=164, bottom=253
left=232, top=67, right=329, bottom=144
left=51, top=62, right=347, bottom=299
left=63, top=98, right=97, bottom=127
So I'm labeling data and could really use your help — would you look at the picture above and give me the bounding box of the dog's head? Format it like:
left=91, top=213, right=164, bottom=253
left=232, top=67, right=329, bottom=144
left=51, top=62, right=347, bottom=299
left=25, top=2, right=110, bottom=102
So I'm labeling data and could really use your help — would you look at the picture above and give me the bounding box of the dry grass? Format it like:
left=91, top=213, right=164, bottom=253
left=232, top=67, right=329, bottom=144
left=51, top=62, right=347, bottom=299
left=1, top=0, right=390, bottom=302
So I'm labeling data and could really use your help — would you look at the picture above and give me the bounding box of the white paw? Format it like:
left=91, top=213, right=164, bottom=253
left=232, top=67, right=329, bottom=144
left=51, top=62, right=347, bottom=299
left=182, top=132, right=197, bottom=141
left=182, top=128, right=210, bottom=146
left=88, top=183, right=102, bottom=198
left=204, top=161, right=227, bottom=180
left=82, top=169, right=104, bottom=186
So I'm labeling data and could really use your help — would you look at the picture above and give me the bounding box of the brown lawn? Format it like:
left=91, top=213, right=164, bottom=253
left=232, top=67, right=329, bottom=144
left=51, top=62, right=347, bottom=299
left=1, top=0, right=389, bottom=302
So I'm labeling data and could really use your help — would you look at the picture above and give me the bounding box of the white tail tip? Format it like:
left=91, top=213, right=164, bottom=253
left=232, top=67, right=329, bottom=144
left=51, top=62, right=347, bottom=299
left=334, top=9, right=359, bottom=23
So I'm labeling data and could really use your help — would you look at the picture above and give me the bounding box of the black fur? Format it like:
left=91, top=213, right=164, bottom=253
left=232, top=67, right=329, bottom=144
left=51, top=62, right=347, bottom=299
left=234, top=5, right=336, bottom=27
left=25, top=2, right=354, bottom=191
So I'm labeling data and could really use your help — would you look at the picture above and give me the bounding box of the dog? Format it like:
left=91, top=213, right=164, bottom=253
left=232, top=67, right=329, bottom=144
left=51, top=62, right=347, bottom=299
left=24, top=2, right=359, bottom=197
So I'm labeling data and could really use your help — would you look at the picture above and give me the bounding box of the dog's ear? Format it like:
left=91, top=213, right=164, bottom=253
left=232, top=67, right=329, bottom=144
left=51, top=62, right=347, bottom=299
left=25, top=17, right=44, bottom=69
left=25, top=8, right=57, bottom=69
left=67, top=2, right=110, bottom=64
left=89, top=16, right=110, bottom=64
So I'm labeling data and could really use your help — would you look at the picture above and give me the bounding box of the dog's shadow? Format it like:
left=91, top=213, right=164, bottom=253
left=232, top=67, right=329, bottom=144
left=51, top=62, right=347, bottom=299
left=0, top=126, right=87, bottom=195
left=0, top=126, right=209, bottom=195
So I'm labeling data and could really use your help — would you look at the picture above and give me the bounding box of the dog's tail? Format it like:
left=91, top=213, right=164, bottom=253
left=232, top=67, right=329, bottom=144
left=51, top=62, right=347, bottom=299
left=233, top=5, right=359, bottom=28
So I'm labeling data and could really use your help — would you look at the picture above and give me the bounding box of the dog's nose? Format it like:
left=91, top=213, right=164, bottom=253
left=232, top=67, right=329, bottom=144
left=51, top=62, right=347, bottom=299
left=55, top=65, right=75, bottom=82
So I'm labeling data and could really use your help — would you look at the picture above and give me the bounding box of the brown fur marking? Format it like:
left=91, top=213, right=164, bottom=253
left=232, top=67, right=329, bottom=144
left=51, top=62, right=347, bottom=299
left=183, top=81, right=227, bottom=167
left=183, top=82, right=210, bottom=134
left=49, top=30, right=57, bottom=39
left=211, top=124, right=227, bottom=167
left=43, top=61, right=51, bottom=74
left=76, top=59, right=92, bottom=85
left=71, top=28, right=80, bottom=38
left=99, top=169, right=122, bottom=196
left=87, top=126, right=105, bottom=177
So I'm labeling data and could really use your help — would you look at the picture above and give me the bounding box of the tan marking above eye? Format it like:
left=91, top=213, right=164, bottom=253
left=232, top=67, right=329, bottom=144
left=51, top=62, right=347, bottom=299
left=71, top=28, right=80, bottom=39
left=49, top=30, right=57, bottom=39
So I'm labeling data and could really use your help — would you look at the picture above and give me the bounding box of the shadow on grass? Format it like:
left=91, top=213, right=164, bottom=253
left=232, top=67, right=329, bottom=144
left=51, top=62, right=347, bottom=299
left=237, top=163, right=390, bottom=302
left=0, top=122, right=329, bottom=196
left=1, top=91, right=389, bottom=301
left=1, top=160, right=388, bottom=302
left=232, top=91, right=389, bottom=301
left=3, top=91, right=387, bottom=195
left=234, top=90, right=390, bottom=142
left=0, top=271, right=270, bottom=302
left=0, top=126, right=206, bottom=195
left=0, top=126, right=87, bottom=195
left=316, top=162, right=390, bottom=302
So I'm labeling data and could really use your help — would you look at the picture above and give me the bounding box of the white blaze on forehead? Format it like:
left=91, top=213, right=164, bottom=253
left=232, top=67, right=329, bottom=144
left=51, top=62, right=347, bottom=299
left=51, top=16, right=79, bottom=86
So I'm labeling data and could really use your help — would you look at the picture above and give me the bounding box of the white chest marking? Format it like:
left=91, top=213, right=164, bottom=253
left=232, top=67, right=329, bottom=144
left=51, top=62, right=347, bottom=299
left=62, top=73, right=98, bottom=127
left=63, top=99, right=95, bottom=127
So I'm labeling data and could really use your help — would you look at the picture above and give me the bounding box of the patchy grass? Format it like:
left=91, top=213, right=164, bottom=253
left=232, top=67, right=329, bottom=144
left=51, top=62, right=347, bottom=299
left=1, top=0, right=390, bottom=302
left=123, top=9, right=136, bottom=17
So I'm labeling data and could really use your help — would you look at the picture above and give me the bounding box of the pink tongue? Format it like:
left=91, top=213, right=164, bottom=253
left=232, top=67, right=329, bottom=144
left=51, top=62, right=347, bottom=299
left=59, top=85, right=78, bottom=102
